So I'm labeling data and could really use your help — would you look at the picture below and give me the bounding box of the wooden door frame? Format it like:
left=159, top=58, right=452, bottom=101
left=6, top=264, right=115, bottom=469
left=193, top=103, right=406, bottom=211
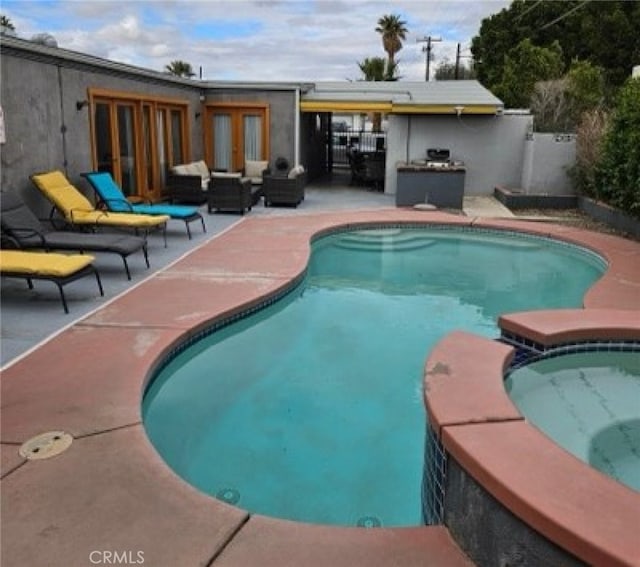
left=203, top=102, right=270, bottom=172
left=87, top=88, right=190, bottom=201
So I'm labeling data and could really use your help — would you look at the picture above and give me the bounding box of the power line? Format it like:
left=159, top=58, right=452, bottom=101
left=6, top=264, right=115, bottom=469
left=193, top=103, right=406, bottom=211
left=514, top=0, right=545, bottom=22
left=539, top=0, right=591, bottom=31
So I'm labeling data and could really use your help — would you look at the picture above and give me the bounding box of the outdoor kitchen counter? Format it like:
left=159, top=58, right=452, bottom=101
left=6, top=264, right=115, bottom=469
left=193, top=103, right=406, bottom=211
left=396, top=162, right=466, bottom=209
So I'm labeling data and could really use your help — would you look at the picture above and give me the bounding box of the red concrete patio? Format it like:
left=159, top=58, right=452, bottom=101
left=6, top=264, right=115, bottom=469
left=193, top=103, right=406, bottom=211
left=1, top=207, right=639, bottom=566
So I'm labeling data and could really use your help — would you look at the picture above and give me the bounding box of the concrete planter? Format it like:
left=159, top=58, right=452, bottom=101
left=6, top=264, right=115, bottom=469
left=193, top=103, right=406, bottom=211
left=578, top=196, right=640, bottom=238
left=494, top=187, right=640, bottom=238
left=494, top=186, right=577, bottom=210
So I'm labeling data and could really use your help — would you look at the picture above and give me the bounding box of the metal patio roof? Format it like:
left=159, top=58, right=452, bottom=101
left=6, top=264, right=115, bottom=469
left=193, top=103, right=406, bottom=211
left=300, top=80, right=504, bottom=115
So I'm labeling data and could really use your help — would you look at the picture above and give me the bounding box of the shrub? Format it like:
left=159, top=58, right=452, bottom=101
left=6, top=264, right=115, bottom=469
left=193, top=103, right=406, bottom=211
left=569, top=108, right=609, bottom=196
left=595, top=78, right=640, bottom=217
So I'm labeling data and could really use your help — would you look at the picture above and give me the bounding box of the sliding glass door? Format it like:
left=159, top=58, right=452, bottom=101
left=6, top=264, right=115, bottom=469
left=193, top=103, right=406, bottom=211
left=90, top=90, right=189, bottom=202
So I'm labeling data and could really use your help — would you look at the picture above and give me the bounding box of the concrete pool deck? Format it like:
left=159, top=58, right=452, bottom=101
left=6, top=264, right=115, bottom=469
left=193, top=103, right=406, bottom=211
left=1, top=190, right=639, bottom=566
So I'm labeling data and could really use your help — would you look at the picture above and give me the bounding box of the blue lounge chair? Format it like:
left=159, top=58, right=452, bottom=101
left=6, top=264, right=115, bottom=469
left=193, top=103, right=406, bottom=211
left=82, top=172, right=206, bottom=239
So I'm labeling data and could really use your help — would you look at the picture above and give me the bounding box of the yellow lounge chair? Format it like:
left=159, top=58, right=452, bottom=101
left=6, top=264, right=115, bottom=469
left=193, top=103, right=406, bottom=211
left=30, top=171, right=170, bottom=243
left=0, top=249, right=104, bottom=313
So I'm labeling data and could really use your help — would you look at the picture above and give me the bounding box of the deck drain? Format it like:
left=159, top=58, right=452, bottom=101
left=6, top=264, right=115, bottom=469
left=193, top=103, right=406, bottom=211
left=357, top=516, right=382, bottom=528
left=216, top=488, right=240, bottom=505
left=19, top=431, right=73, bottom=460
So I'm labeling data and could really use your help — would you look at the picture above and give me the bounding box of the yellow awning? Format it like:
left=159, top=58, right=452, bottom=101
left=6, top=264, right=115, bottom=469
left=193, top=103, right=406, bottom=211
left=300, top=100, right=393, bottom=113
left=300, top=100, right=500, bottom=115
left=391, top=103, right=500, bottom=115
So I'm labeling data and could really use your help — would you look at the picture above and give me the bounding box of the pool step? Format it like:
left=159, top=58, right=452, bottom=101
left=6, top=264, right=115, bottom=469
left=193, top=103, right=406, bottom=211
left=333, top=232, right=438, bottom=253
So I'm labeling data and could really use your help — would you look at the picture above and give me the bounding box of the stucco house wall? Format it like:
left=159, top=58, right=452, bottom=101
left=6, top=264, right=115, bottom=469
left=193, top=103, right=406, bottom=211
left=520, top=133, right=576, bottom=195
left=203, top=88, right=298, bottom=173
left=0, top=39, right=297, bottom=217
left=385, top=113, right=533, bottom=196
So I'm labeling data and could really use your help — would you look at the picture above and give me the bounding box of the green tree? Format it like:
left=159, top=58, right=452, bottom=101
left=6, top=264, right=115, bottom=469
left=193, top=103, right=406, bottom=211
left=356, top=56, right=398, bottom=131
left=358, top=57, right=386, bottom=81
left=357, top=57, right=399, bottom=81
left=1, top=14, right=16, bottom=34
left=595, top=78, right=640, bottom=216
left=495, top=39, right=564, bottom=108
left=434, top=61, right=476, bottom=80
left=375, top=14, right=407, bottom=75
left=165, top=60, right=195, bottom=78
left=471, top=0, right=640, bottom=99
left=566, top=60, right=605, bottom=124
left=1, top=15, right=14, bottom=29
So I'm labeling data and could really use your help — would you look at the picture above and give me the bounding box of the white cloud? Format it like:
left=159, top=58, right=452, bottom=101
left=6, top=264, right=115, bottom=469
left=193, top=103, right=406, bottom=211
left=2, top=0, right=510, bottom=81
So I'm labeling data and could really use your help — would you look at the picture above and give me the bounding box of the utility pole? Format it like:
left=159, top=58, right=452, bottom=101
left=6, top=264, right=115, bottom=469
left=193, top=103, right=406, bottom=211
left=417, top=35, right=441, bottom=81
left=455, top=43, right=473, bottom=80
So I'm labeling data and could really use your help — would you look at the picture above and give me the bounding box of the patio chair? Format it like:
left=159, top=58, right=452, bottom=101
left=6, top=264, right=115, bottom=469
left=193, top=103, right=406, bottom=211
left=82, top=171, right=205, bottom=239
left=263, top=165, right=306, bottom=207
left=0, top=249, right=104, bottom=313
left=30, top=171, right=170, bottom=245
left=1, top=191, right=149, bottom=280
left=207, top=172, right=261, bottom=214
left=165, top=160, right=210, bottom=205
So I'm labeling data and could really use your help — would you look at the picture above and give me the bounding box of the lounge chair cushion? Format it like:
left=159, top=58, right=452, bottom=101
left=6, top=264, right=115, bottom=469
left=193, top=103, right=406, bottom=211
left=83, top=171, right=200, bottom=220
left=0, top=250, right=94, bottom=277
left=31, top=171, right=169, bottom=228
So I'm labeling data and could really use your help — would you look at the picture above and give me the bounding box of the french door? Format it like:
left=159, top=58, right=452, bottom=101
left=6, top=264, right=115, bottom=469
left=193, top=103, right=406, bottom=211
left=204, top=104, right=269, bottom=172
left=90, top=90, right=189, bottom=202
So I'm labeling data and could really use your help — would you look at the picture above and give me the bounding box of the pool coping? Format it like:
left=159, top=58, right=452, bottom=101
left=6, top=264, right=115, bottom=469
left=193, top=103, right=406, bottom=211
left=1, top=208, right=639, bottom=566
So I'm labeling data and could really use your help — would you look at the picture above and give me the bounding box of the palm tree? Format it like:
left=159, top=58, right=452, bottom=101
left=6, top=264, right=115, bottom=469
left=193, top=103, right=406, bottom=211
left=164, top=60, right=195, bottom=78
left=358, top=57, right=400, bottom=82
left=1, top=15, right=16, bottom=35
left=358, top=57, right=387, bottom=81
left=375, top=14, right=408, bottom=69
left=357, top=57, right=399, bottom=131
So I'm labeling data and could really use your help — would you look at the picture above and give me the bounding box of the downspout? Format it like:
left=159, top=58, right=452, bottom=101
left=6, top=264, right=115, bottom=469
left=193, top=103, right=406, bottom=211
left=294, top=87, right=300, bottom=167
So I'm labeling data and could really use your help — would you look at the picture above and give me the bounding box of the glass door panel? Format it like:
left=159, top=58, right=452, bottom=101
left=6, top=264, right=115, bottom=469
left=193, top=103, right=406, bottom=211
left=213, top=114, right=232, bottom=171
left=140, top=104, right=154, bottom=194
left=170, top=109, right=184, bottom=165
left=94, top=102, right=114, bottom=174
left=117, top=104, right=136, bottom=197
left=243, top=114, right=262, bottom=160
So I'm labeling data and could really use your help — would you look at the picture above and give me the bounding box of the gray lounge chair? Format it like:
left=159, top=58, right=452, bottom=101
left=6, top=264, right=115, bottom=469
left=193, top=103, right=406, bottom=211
left=1, top=191, right=149, bottom=280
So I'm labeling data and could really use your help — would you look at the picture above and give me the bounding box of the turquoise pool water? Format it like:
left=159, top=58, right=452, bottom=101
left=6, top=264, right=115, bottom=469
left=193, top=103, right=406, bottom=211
left=505, top=350, right=640, bottom=492
left=143, top=227, right=605, bottom=526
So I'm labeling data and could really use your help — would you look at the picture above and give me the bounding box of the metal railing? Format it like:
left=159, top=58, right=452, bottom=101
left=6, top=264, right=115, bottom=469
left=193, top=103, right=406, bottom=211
left=331, top=129, right=387, bottom=165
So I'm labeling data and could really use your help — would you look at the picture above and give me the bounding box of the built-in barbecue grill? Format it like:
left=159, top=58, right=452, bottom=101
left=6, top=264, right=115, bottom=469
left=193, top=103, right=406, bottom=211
left=427, top=148, right=450, bottom=162
left=426, top=148, right=451, bottom=168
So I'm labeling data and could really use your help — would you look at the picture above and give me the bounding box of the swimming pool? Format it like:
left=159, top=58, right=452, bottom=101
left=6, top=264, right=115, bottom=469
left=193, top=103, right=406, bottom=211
left=143, top=227, right=606, bottom=527
left=505, top=349, right=640, bottom=492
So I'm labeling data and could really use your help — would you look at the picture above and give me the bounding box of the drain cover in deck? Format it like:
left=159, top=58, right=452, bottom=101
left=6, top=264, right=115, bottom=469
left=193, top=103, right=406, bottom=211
left=19, top=431, right=73, bottom=460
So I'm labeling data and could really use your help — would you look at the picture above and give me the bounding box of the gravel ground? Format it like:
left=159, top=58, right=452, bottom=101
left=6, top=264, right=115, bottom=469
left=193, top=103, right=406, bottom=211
left=511, top=208, right=640, bottom=242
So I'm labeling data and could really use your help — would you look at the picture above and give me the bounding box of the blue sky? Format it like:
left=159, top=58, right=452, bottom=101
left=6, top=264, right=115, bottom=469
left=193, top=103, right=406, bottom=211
left=1, top=0, right=511, bottom=81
